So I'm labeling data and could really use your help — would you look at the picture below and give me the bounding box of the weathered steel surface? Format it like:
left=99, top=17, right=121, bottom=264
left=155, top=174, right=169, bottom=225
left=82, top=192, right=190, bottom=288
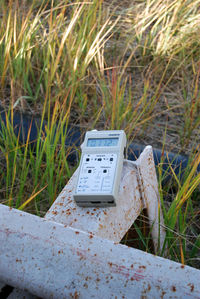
left=135, top=146, right=166, bottom=252
left=46, top=160, right=143, bottom=243
left=0, top=204, right=199, bottom=299
left=1, top=146, right=166, bottom=298
left=46, top=146, right=165, bottom=250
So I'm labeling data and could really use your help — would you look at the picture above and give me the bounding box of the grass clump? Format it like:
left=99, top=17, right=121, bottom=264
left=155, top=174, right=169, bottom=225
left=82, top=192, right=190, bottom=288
left=0, top=0, right=199, bottom=268
left=0, top=102, right=73, bottom=215
left=133, top=0, right=200, bottom=58
left=159, top=149, right=200, bottom=267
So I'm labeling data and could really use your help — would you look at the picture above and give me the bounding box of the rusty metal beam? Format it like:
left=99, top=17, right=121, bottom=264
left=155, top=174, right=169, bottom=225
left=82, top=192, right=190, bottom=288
left=0, top=204, right=199, bottom=299
left=45, top=159, right=143, bottom=242
left=134, top=146, right=166, bottom=253
left=46, top=146, right=165, bottom=251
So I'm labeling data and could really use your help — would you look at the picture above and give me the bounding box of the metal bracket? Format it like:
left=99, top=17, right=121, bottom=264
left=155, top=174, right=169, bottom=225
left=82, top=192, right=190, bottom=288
left=46, top=145, right=165, bottom=251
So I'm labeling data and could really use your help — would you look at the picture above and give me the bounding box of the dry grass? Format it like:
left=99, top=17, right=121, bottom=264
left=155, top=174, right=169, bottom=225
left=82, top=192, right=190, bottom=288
left=0, top=0, right=199, bottom=268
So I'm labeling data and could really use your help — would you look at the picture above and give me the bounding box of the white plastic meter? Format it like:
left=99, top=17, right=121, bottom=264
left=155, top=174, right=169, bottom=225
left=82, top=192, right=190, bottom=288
left=73, top=130, right=127, bottom=207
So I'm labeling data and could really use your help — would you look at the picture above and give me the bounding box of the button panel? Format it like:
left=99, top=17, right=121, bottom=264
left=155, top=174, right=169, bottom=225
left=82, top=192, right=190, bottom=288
left=76, top=153, right=117, bottom=194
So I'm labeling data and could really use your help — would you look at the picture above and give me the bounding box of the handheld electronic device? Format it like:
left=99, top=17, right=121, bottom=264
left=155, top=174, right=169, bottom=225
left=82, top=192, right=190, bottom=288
left=73, top=130, right=126, bottom=207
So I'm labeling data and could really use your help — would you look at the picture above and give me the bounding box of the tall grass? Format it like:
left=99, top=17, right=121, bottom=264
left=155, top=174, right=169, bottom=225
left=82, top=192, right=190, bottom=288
left=134, top=0, right=200, bottom=58
left=158, top=148, right=200, bottom=266
left=0, top=0, right=199, bottom=268
left=0, top=102, right=74, bottom=215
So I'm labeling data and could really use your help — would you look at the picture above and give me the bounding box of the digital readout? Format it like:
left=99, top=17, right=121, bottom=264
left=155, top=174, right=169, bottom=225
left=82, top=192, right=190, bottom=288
left=87, top=138, right=118, bottom=147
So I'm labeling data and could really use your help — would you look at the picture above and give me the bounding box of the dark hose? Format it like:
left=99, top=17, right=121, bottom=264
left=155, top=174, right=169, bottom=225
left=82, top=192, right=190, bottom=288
left=127, top=143, right=198, bottom=182
left=0, top=109, right=81, bottom=163
left=0, top=109, right=199, bottom=180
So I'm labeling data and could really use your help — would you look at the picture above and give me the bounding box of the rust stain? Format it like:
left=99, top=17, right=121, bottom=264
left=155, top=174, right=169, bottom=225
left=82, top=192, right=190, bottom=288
left=52, top=211, right=58, bottom=215
left=76, top=249, right=87, bottom=260
left=142, top=283, right=152, bottom=295
left=147, top=284, right=151, bottom=291
left=161, top=291, right=166, bottom=299
left=85, top=276, right=92, bottom=281
left=108, top=262, right=145, bottom=280
left=70, top=291, right=80, bottom=298
left=171, top=286, right=176, bottom=292
left=75, top=231, right=79, bottom=234
left=16, top=258, right=22, bottom=263
left=188, top=283, right=194, bottom=292
left=139, top=265, right=146, bottom=269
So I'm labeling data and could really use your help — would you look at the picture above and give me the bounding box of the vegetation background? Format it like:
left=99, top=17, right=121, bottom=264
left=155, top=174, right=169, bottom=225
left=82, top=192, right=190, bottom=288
left=0, top=0, right=199, bottom=268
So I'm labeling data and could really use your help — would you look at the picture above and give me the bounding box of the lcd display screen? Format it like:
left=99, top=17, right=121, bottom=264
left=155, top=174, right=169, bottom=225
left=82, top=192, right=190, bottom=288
left=87, top=138, right=118, bottom=147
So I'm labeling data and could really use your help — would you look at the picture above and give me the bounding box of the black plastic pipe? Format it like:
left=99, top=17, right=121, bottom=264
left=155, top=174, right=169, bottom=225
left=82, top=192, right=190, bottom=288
left=0, top=109, right=81, bottom=163
left=0, top=109, right=199, bottom=180
left=127, top=143, right=198, bottom=182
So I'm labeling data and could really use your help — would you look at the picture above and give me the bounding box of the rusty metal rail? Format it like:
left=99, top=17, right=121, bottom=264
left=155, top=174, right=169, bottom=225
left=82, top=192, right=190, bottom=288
left=0, top=146, right=199, bottom=298
left=0, top=204, right=199, bottom=298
